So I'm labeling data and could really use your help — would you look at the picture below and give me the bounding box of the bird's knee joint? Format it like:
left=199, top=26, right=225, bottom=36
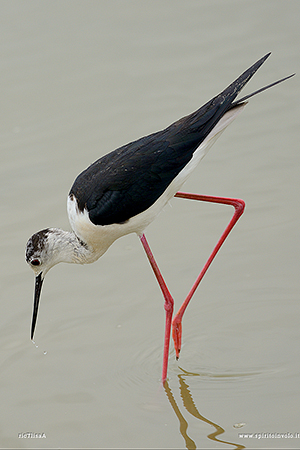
left=164, top=298, right=174, bottom=313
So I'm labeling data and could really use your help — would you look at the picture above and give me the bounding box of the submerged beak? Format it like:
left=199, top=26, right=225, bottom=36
left=31, top=273, right=44, bottom=340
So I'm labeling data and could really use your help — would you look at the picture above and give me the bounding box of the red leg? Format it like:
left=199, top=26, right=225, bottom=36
left=140, top=234, right=174, bottom=383
left=172, top=192, right=245, bottom=359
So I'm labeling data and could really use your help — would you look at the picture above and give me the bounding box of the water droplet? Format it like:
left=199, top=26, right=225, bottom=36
left=233, top=422, right=246, bottom=428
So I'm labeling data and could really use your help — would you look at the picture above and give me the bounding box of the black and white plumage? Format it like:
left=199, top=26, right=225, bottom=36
left=26, top=53, right=293, bottom=348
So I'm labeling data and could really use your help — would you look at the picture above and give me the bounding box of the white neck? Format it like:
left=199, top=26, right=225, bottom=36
left=46, top=228, right=97, bottom=266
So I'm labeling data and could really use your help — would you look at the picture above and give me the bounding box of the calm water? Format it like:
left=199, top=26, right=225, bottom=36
left=1, top=1, right=299, bottom=448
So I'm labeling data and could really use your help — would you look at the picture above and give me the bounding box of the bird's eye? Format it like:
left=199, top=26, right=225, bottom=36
left=31, top=259, right=40, bottom=266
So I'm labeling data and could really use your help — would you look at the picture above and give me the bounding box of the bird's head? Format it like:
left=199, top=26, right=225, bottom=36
left=25, top=228, right=68, bottom=340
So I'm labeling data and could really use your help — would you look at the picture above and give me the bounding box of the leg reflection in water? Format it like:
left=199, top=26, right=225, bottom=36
left=164, top=368, right=245, bottom=450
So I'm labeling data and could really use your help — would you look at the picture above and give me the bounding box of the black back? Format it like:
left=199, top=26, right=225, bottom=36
left=69, top=54, right=274, bottom=226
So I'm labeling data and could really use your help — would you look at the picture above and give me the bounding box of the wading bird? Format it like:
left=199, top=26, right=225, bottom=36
left=26, top=53, right=293, bottom=382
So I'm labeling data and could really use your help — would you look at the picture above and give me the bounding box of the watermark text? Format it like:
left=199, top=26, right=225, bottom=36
left=18, top=432, right=46, bottom=439
left=239, top=432, right=300, bottom=440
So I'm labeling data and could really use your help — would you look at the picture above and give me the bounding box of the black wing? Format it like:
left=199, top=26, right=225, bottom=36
left=69, top=53, right=287, bottom=226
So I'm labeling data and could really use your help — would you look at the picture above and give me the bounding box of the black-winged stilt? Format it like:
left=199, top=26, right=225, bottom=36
left=26, top=53, right=293, bottom=382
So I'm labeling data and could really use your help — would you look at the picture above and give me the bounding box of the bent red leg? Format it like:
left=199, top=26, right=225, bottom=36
left=140, top=233, right=174, bottom=383
left=139, top=193, right=245, bottom=380
left=172, top=192, right=245, bottom=359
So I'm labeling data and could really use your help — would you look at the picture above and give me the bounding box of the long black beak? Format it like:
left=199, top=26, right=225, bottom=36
left=31, top=273, right=44, bottom=340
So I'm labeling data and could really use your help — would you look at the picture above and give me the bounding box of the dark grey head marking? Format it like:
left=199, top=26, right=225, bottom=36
left=26, top=228, right=51, bottom=264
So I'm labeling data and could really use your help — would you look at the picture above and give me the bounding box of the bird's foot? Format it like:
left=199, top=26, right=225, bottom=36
left=172, top=319, right=182, bottom=360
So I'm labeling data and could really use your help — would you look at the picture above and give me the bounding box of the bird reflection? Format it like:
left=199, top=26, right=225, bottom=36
left=163, top=367, right=245, bottom=450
